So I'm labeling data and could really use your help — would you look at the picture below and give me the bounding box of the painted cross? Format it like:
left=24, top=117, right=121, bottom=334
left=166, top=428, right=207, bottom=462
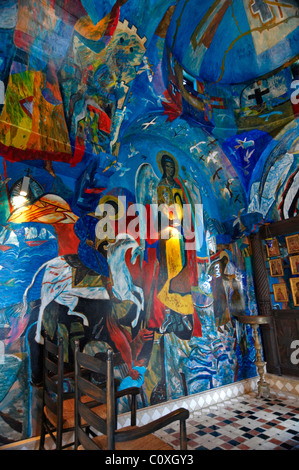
left=248, top=84, right=270, bottom=105
left=250, top=0, right=273, bottom=23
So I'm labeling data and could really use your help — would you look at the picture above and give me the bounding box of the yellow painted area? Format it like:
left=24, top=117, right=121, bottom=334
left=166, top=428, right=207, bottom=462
left=75, top=14, right=111, bottom=41
left=157, top=236, right=194, bottom=314
left=0, top=71, right=71, bottom=155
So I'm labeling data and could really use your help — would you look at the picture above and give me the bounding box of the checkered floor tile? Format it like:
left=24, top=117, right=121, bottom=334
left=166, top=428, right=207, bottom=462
left=155, top=391, right=299, bottom=450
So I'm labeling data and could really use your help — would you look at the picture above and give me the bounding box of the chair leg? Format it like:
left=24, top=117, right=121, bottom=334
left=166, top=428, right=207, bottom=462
left=56, top=427, right=62, bottom=450
left=39, top=423, right=46, bottom=450
left=131, top=394, right=136, bottom=426
left=180, top=419, right=187, bottom=450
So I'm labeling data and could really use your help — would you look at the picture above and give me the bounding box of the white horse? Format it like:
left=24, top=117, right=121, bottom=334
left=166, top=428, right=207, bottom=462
left=22, top=234, right=144, bottom=344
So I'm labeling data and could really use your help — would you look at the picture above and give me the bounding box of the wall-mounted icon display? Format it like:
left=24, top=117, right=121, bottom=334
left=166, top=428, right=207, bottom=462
left=286, top=234, right=299, bottom=255
left=290, top=278, right=299, bottom=307
left=266, top=238, right=280, bottom=258
left=269, top=258, right=284, bottom=277
left=273, top=283, right=288, bottom=303
left=290, top=255, right=299, bottom=275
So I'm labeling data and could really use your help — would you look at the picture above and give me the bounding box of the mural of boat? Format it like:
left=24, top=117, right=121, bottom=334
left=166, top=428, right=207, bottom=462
left=0, top=226, right=19, bottom=252
left=24, top=227, right=56, bottom=247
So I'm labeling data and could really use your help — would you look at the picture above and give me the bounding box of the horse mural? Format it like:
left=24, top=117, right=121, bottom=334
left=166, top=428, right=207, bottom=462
left=21, top=233, right=144, bottom=344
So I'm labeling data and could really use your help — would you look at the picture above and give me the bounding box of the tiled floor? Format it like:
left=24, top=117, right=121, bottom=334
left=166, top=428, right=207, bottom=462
left=2, top=386, right=298, bottom=451
left=155, top=391, right=299, bottom=450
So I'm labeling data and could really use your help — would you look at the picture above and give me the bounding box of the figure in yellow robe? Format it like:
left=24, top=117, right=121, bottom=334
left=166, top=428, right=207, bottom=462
left=156, top=152, right=194, bottom=316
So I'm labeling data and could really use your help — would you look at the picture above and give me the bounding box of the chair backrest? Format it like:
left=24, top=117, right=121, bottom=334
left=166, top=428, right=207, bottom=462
left=41, top=334, right=66, bottom=441
left=75, top=342, right=189, bottom=451
left=74, top=341, right=116, bottom=450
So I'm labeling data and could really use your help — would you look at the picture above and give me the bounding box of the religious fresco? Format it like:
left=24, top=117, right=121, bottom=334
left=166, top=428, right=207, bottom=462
left=0, top=0, right=298, bottom=443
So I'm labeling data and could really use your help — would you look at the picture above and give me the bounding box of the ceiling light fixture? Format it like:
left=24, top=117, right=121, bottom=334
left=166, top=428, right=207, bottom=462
left=19, top=175, right=30, bottom=197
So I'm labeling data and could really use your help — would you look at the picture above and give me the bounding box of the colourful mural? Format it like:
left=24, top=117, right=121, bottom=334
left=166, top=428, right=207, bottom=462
left=0, top=0, right=298, bottom=443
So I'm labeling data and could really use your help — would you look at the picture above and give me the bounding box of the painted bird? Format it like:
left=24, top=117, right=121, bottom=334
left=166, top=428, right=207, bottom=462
left=211, top=167, right=223, bottom=181
left=235, top=137, right=254, bottom=149
left=142, top=117, right=157, bottom=129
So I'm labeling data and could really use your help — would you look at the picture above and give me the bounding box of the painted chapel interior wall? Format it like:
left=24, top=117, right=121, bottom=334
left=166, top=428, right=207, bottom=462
left=0, top=0, right=298, bottom=444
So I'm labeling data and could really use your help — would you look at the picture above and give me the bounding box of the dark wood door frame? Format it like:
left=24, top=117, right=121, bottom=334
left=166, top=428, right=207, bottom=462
left=250, top=216, right=299, bottom=377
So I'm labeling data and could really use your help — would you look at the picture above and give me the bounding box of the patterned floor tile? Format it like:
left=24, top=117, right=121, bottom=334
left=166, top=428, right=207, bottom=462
left=155, top=391, right=299, bottom=450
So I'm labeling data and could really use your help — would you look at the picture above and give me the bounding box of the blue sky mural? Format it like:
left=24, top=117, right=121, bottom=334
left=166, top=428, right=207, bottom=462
left=0, top=0, right=298, bottom=443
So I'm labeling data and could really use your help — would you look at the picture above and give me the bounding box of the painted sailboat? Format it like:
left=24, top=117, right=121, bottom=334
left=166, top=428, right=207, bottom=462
left=0, top=226, right=19, bottom=252
left=24, top=226, right=56, bottom=247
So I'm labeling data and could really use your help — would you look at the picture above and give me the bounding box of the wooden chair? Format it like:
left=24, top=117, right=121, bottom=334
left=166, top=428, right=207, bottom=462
left=39, top=334, right=140, bottom=450
left=74, top=342, right=189, bottom=451
left=39, top=333, right=77, bottom=450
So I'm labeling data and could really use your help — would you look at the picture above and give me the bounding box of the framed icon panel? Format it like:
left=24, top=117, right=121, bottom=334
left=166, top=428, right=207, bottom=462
left=266, top=238, right=280, bottom=257
left=273, top=283, right=288, bottom=303
left=290, top=278, right=299, bottom=307
left=286, top=234, right=299, bottom=255
left=269, top=258, right=284, bottom=277
left=290, top=255, right=299, bottom=275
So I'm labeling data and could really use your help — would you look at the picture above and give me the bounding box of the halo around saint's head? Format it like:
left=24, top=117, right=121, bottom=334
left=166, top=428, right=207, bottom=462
left=95, top=195, right=125, bottom=220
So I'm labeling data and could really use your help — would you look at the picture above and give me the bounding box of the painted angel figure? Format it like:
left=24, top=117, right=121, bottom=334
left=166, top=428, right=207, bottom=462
left=135, top=151, right=202, bottom=338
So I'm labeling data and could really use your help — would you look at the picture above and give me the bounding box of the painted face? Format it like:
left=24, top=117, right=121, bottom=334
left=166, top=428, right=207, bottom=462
left=164, top=161, right=175, bottom=178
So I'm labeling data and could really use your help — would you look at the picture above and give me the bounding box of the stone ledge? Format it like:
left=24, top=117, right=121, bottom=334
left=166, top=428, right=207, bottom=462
left=265, top=373, right=299, bottom=398
left=118, top=376, right=259, bottom=427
